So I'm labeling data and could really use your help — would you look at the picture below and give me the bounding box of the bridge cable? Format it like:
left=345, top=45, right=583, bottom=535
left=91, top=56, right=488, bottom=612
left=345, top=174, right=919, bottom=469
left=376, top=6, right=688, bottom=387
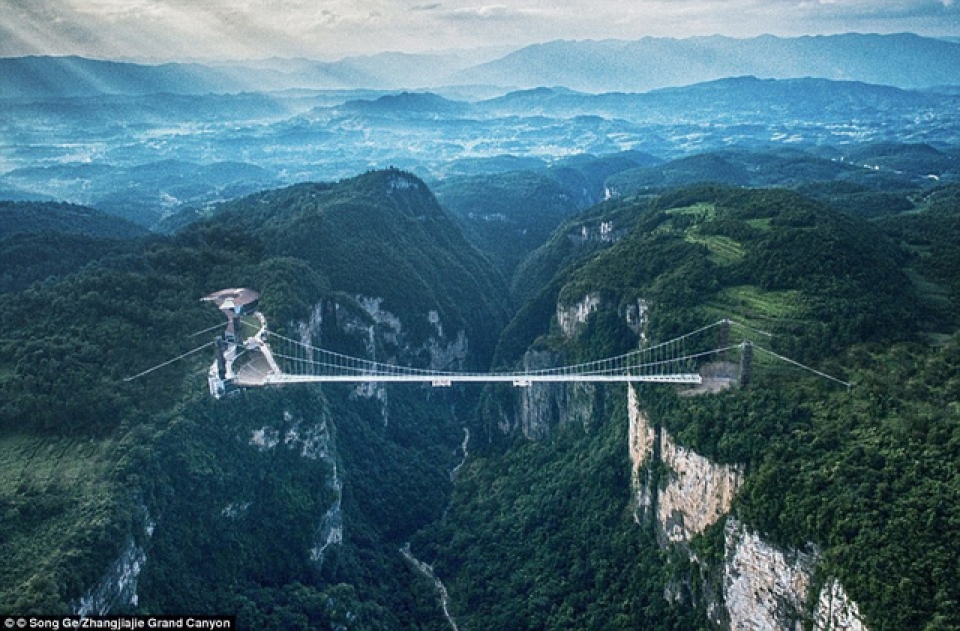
left=124, top=341, right=215, bottom=382
left=751, top=345, right=851, bottom=388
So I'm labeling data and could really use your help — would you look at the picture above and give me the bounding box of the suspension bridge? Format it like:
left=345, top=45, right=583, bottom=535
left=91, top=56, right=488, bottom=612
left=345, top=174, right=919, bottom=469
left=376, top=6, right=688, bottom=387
left=124, top=288, right=850, bottom=397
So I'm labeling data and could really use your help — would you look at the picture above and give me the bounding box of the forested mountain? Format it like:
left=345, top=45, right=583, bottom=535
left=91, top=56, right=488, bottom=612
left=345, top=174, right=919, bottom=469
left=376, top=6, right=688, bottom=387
left=0, top=201, right=147, bottom=240
left=2, top=150, right=959, bottom=630
left=5, top=13, right=960, bottom=629
left=0, top=170, right=506, bottom=626
left=0, top=201, right=147, bottom=294
left=433, top=152, right=660, bottom=279
left=606, top=145, right=958, bottom=195
left=425, top=184, right=960, bottom=630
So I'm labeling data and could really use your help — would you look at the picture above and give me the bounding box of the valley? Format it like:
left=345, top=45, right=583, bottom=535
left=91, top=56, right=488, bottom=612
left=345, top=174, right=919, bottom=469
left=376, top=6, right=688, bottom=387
left=3, top=70, right=959, bottom=231
left=2, top=35, right=960, bottom=631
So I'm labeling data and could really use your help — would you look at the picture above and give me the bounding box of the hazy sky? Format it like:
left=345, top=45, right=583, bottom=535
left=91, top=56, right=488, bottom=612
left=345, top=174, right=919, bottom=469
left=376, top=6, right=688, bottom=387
left=2, top=0, right=959, bottom=61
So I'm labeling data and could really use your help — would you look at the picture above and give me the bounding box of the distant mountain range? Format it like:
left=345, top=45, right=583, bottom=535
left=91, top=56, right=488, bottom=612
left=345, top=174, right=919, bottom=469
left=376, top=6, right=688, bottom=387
left=3, top=33, right=960, bottom=98
left=452, top=33, right=960, bottom=92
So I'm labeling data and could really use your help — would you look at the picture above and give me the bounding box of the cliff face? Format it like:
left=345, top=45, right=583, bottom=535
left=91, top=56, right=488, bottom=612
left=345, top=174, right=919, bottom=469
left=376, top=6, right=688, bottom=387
left=557, top=293, right=602, bottom=338
left=815, top=579, right=868, bottom=631
left=628, top=385, right=742, bottom=541
left=511, top=350, right=598, bottom=440
left=627, top=385, right=869, bottom=631
left=74, top=536, right=147, bottom=616
left=724, top=519, right=815, bottom=631
left=658, top=427, right=743, bottom=544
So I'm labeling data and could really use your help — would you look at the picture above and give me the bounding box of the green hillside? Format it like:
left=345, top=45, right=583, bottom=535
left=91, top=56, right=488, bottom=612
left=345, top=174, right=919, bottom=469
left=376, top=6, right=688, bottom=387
left=0, top=170, right=506, bottom=626
left=0, top=202, right=150, bottom=294
left=878, top=183, right=960, bottom=318
left=429, top=183, right=960, bottom=630
left=606, top=145, right=953, bottom=206
left=434, top=152, right=657, bottom=281
left=213, top=169, right=509, bottom=366
left=499, top=185, right=921, bottom=370
left=3, top=164, right=959, bottom=630
left=0, top=201, right=148, bottom=240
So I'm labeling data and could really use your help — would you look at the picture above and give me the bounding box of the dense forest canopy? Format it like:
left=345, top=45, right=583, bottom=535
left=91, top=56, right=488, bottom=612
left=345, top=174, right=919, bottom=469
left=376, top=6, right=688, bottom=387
left=0, top=136, right=958, bottom=629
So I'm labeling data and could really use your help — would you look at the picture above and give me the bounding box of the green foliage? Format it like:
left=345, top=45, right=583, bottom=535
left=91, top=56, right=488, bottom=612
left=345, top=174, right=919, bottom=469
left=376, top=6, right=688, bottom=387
left=0, top=435, right=132, bottom=614
left=643, top=337, right=960, bottom=630
left=425, top=394, right=705, bottom=630
left=473, top=178, right=960, bottom=630
left=606, top=146, right=943, bottom=199
left=878, top=183, right=960, bottom=322
left=0, top=233, right=138, bottom=294
left=4, top=159, right=960, bottom=631
left=544, top=186, right=921, bottom=362
left=0, top=201, right=148, bottom=240
left=434, top=170, right=581, bottom=277
left=214, top=170, right=510, bottom=368
left=126, top=384, right=461, bottom=628
left=0, top=223, right=264, bottom=612
left=250, top=257, right=330, bottom=328
left=434, top=152, right=656, bottom=280
left=0, top=169, right=504, bottom=626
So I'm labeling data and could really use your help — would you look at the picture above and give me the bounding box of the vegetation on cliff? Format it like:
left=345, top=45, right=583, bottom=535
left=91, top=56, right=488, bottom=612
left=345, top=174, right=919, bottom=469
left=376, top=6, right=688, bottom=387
left=432, top=180, right=960, bottom=630
left=3, top=157, right=960, bottom=630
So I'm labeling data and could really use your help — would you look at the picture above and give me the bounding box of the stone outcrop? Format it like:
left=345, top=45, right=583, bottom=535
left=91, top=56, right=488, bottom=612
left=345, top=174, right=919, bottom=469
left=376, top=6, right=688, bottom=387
left=557, top=293, right=602, bottom=337
left=628, top=385, right=656, bottom=519
left=628, top=385, right=742, bottom=542
left=628, top=385, right=869, bottom=631
left=623, top=298, right=649, bottom=341
left=659, top=434, right=743, bottom=544
left=724, top=519, right=815, bottom=631
left=814, top=579, right=868, bottom=631
left=74, top=537, right=146, bottom=616
left=74, top=501, right=154, bottom=616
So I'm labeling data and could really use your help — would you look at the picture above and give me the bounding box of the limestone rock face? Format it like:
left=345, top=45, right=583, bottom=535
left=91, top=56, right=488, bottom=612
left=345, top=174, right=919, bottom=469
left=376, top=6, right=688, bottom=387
left=659, top=432, right=743, bottom=543
left=627, top=385, right=869, bottom=631
left=557, top=293, right=602, bottom=338
left=74, top=537, right=147, bottom=616
left=628, top=385, right=742, bottom=541
left=724, top=519, right=815, bottom=631
left=628, top=385, right=656, bottom=519
left=814, top=579, right=868, bottom=631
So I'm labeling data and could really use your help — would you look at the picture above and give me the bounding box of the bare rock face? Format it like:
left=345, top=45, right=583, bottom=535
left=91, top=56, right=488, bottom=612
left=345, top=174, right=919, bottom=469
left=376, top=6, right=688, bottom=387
left=628, top=385, right=656, bottom=520
left=814, top=579, right=868, bottom=631
left=557, top=293, right=602, bottom=338
left=627, top=385, right=869, bottom=631
left=659, top=433, right=743, bottom=544
left=628, top=385, right=742, bottom=541
left=74, top=537, right=147, bottom=616
left=724, top=519, right=815, bottom=631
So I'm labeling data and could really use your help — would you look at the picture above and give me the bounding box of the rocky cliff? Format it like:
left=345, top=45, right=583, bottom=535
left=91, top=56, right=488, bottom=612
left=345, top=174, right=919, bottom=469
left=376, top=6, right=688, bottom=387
left=629, top=384, right=742, bottom=541
left=628, top=385, right=869, bottom=631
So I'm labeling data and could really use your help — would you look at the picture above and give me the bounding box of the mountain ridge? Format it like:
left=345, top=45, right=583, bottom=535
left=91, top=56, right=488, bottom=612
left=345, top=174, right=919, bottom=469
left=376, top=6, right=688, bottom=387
left=4, top=33, right=960, bottom=98
left=451, top=33, right=960, bottom=93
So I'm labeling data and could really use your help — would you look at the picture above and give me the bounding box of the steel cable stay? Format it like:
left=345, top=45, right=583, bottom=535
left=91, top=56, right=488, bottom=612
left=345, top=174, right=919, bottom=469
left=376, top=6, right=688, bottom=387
left=123, top=294, right=850, bottom=395
left=264, top=319, right=736, bottom=381
left=267, top=330, right=745, bottom=380
left=124, top=340, right=216, bottom=382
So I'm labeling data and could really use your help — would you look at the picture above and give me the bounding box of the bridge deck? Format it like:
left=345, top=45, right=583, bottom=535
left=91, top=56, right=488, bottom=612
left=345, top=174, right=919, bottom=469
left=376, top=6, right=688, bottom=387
left=263, top=373, right=703, bottom=385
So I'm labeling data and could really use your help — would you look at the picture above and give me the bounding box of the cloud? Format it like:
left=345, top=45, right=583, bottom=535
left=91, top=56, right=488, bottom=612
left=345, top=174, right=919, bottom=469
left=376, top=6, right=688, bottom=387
left=447, top=4, right=513, bottom=19
left=1, top=0, right=958, bottom=60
